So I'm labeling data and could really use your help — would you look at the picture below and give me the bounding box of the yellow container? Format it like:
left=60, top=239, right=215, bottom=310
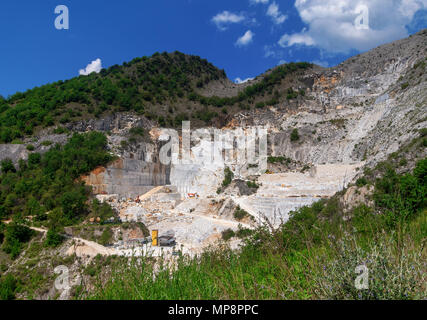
left=152, top=230, right=159, bottom=246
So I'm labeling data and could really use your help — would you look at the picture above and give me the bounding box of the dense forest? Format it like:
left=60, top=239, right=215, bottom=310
left=0, top=132, right=113, bottom=257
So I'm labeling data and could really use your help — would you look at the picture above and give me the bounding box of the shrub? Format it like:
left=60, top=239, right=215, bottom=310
left=28, top=153, right=41, bottom=166
left=129, top=127, right=146, bottom=137
left=399, top=158, right=408, bottom=167
left=356, top=177, right=368, bottom=187
left=246, top=181, right=259, bottom=189
left=2, top=224, right=34, bottom=259
left=221, top=229, right=235, bottom=241
left=222, top=167, right=234, bottom=188
left=236, top=227, right=253, bottom=239
left=255, top=102, right=265, bottom=109
left=53, top=127, right=68, bottom=134
left=0, top=222, right=4, bottom=244
left=1, top=159, right=15, bottom=174
left=61, top=190, right=87, bottom=221
left=45, top=228, right=64, bottom=247
left=414, top=158, right=427, bottom=185
left=267, top=156, right=292, bottom=165
left=41, top=140, right=53, bottom=146
left=85, top=265, right=98, bottom=277
left=0, top=274, right=17, bottom=300
left=374, top=159, right=426, bottom=227
left=314, top=233, right=425, bottom=300
left=26, top=144, right=35, bottom=151
left=234, top=206, right=249, bottom=221
left=286, top=88, right=298, bottom=100
left=99, top=227, right=113, bottom=246
left=136, top=222, right=150, bottom=238
left=157, top=116, right=166, bottom=127
left=91, top=199, right=115, bottom=222
left=290, top=128, right=300, bottom=142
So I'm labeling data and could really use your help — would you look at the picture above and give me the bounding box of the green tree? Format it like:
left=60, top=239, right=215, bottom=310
left=61, top=190, right=87, bottom=220
left=28, top=153, right=41, bottom=166
left=2, top=223, right=34, bottom=259
left=45, top=228, right=64, bottom=247
left=290, top=128, right=300, bottom=142
left=0, top=274, right=17, bottom=300
left=1, top=159, right=15, bottom=174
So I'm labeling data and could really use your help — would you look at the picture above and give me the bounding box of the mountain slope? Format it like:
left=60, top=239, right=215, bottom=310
left=226, top=29, right=427, bottom=170
left=0, top=52, right=314, bottom=142
left=0, top=29, right=426, bottom=301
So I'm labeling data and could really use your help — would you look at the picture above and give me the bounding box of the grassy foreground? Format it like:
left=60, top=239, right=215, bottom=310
left=82, top=158, right=427, bottom=300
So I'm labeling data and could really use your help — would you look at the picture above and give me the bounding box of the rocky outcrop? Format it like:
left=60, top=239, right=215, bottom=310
left=237, top=30, right=427, bottom=169
left=0, top=144, right=29, bottom=165
left=81, top=157, right=170, bottom=198
left=341, top=185, right=375, bottom=213
left=65, top=113, right=153, bottom=135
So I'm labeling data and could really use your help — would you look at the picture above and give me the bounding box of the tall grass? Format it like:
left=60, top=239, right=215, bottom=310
left=82, top=215, right=426, bottom=300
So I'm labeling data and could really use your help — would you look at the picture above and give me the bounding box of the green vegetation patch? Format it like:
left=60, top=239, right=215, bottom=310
left=221, top=167, right=234, bottom=188
left=0, top=132, right=113, bottom=230
left=267, top=156, right=292, bottom=165
left=233, top=206, right=250, bottom=221
left=290, top=128, right=300, bottom=142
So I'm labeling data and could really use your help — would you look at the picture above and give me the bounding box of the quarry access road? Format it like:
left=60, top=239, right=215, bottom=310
left=181, top=211, right=253, bottom=229
left=2, top=220, right=48, bottom=233
left=2, top=221, right=119, bottom=257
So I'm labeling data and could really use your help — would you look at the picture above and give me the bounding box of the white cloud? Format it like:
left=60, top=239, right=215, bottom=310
left=264, top=45, right=276, bottom=58
left=263, top=44, right=287, bottom=60
left=278, top=0, right=427, bottom=53
left=278, top=60, right=287, bottom=65
left=79, top=58, right=102, bottom=76
left=250, top=0, right=269, bottom=4
left=236, top=30, right=255, bottom=47
left=212, top=11, right=245, bottom=31
left=279, top=32, right=315, bottom=47
left=235, top=77, right=254, bottom=84
left=399, top=0, right=427, bottom=18
left=267, top=2, right=287, bottom=24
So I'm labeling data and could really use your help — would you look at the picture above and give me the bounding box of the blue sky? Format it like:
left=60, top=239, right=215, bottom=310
left=0, top=0, right=426, bottom=97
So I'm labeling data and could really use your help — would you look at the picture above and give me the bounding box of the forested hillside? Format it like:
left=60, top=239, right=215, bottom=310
left=0, top=51, right=312, bottom=142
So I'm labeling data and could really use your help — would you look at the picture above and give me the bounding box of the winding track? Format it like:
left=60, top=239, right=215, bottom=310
left=2, top=221, right=119, bottom=256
